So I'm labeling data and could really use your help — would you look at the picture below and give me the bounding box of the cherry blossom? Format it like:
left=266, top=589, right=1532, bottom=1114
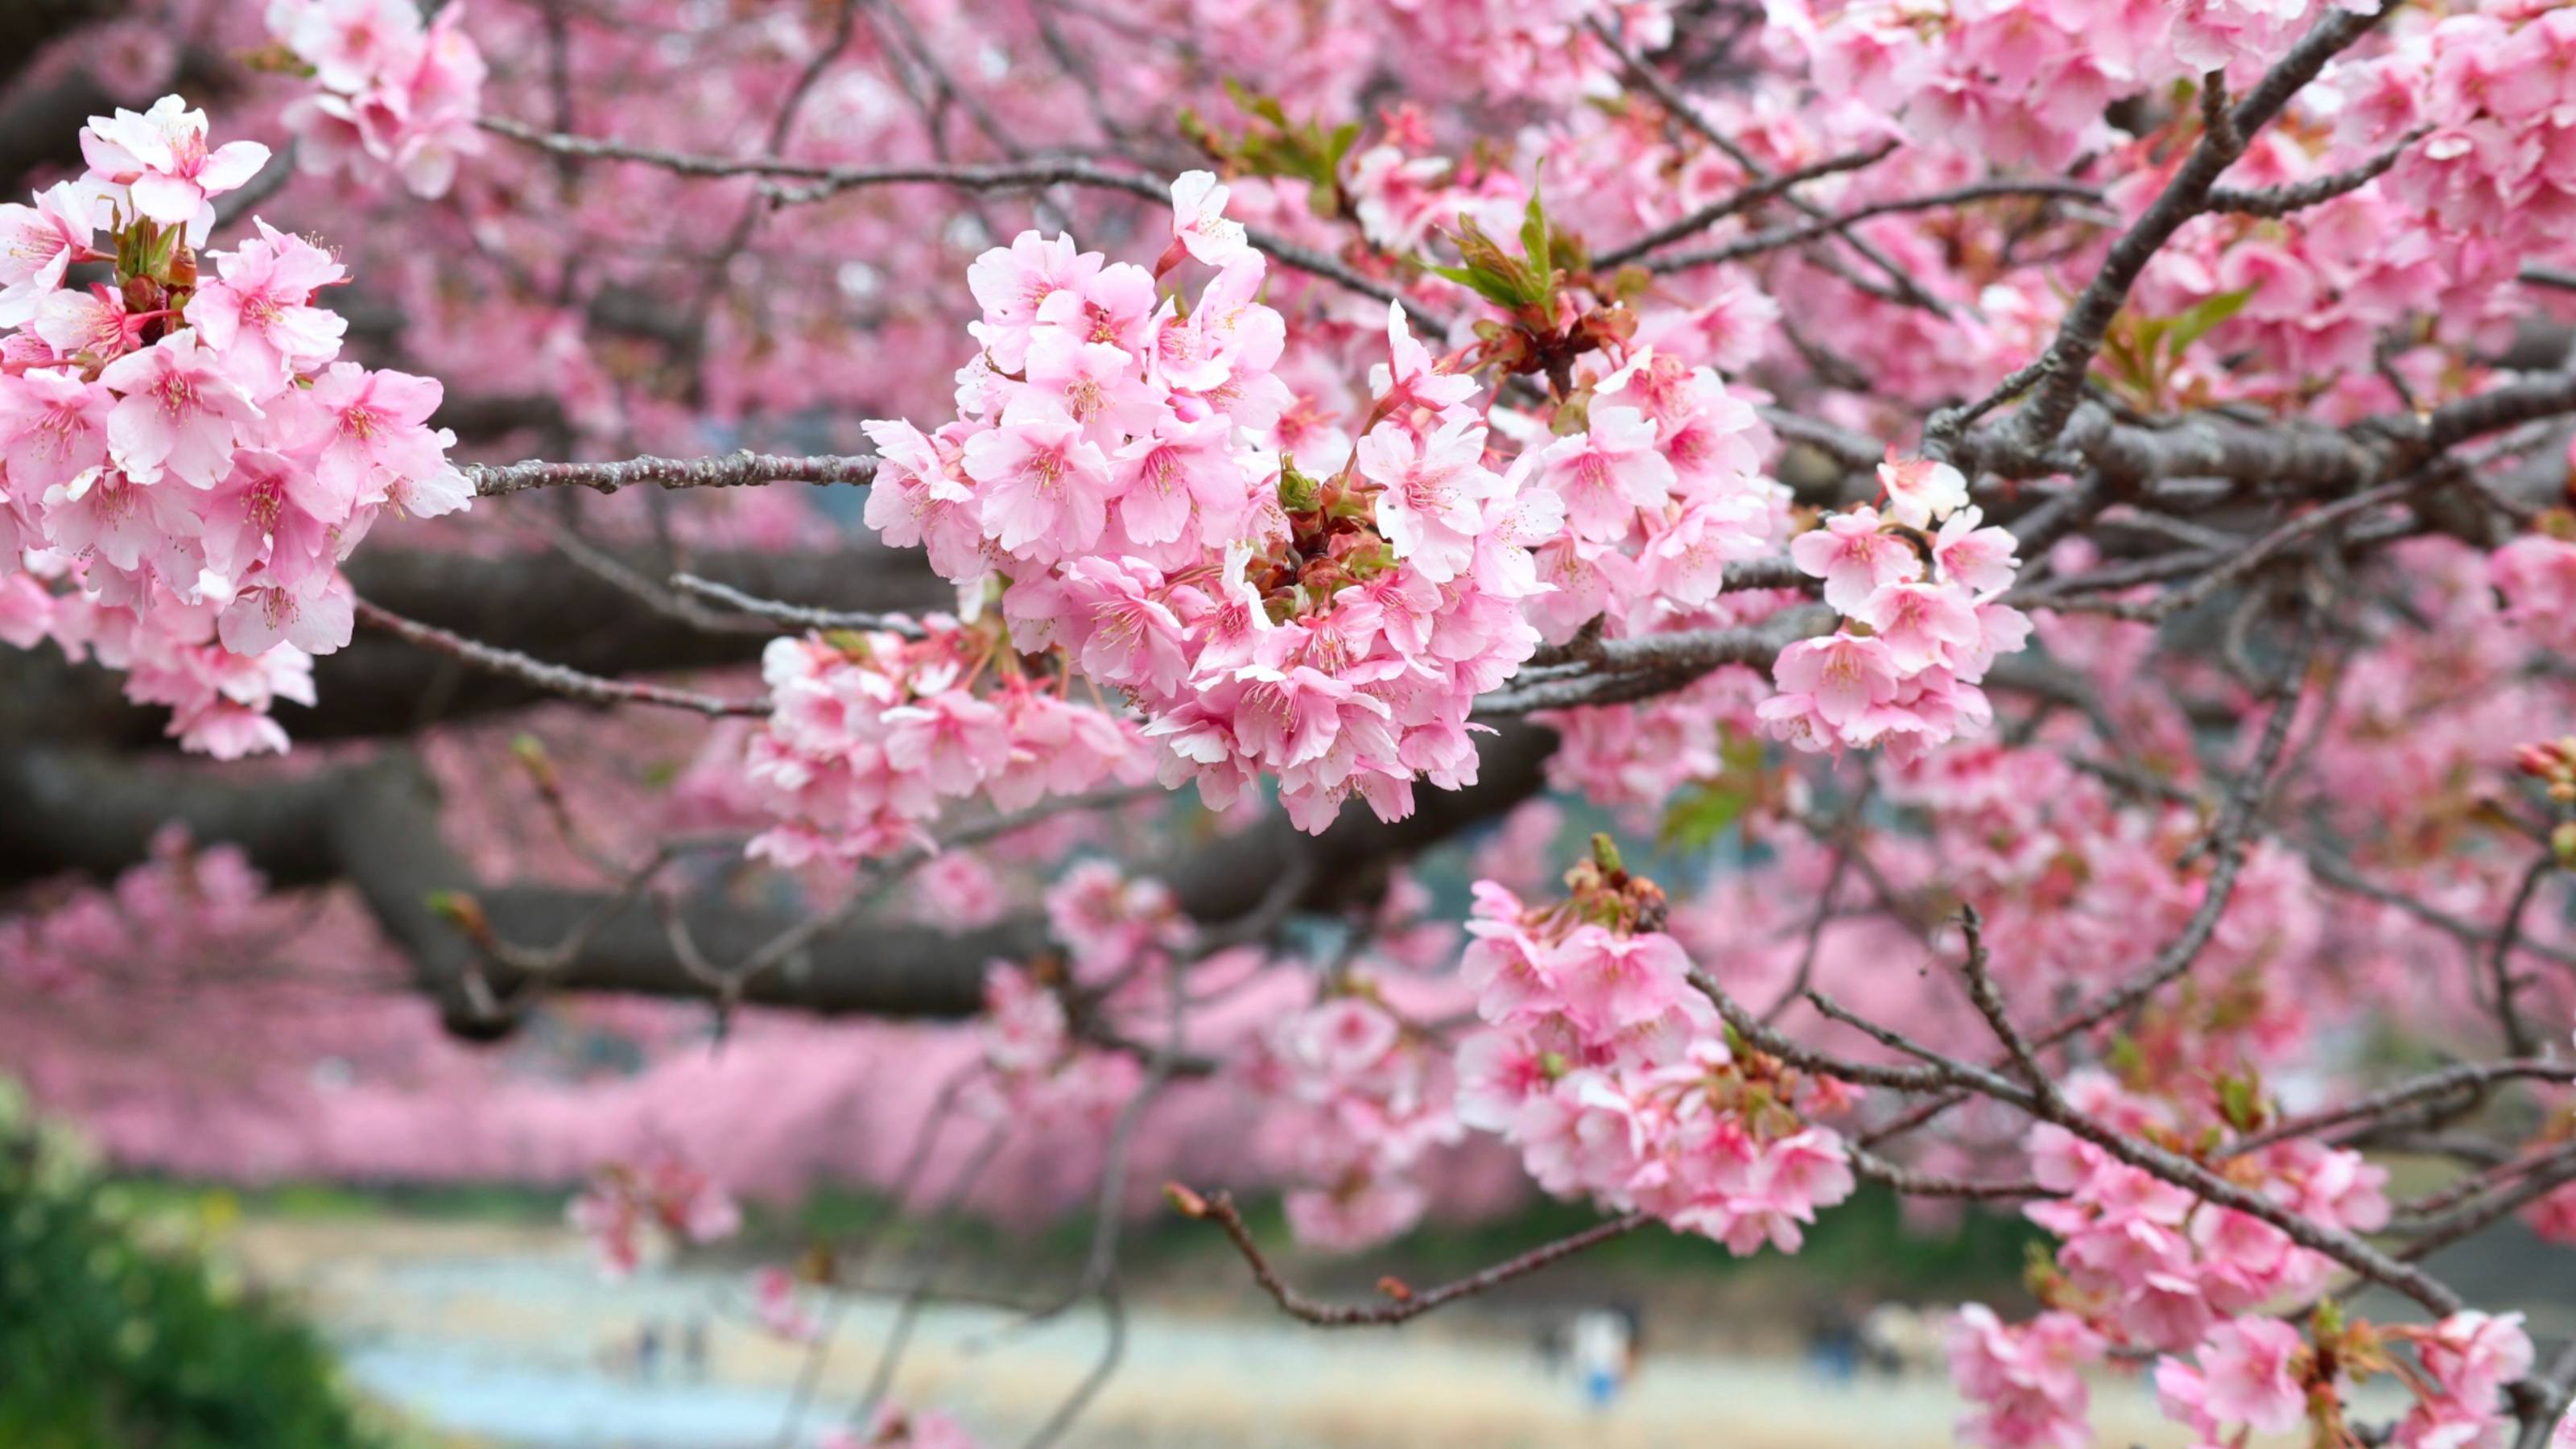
left=78, top=96, right=270, bottom=233
left=0, top=97, right=471, bottom=753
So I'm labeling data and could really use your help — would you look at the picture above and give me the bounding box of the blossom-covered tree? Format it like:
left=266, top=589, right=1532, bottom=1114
left=7, top=0, right=2576, bottom=1445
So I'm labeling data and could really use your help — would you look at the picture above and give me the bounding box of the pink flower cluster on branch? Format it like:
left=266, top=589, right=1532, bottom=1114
left=1760, top=456, right=2028, bottom=760
left=1256, top=992, right=1462, bottom=1251
left=2022, top=1091, right=2389, bottom=1354
left=265, top=0, right=487, bottom=199
left=566, top=1145, right=742, bottom=1278
left=1766, top=0, right=2373, bottom=172
left=0, top=97, right=471, bottom=755
left=741, top=622, right=1149, bottom=867
left=1454, top=836, right=1858, bottom=1255
left=852, top=175, right=1558, bottom=837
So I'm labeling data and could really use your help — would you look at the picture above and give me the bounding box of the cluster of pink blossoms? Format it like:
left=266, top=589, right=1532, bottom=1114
left=1765, top=0, right=2373, bottom=171
left=1249, top=992, right=1461, bottom=1250
left=863, top=173, right=1555, bottom=835
left=1452, top=840, right=1858, bottom=1255
left=1951, top=1071, right=2500, bottom=1449
left=0, top=825, right=268, bottom=996
left=2111, top=5, right=2576, bottom=399
left=0, top=97, right=470, bottom=755
left=1760, top=456, right=2028, bottom=760
left=1948, top=1306, right=2108, bottom=1449
left=1523, top=348, right=1784, bottom=643
left=741, top=623, right=1150, bottom=867
left=2153, top=1311, right=2533, bottom=1449
left=970, top=864, right=1179, bottom=1121
left=973, top=965, right=1129, bottom=1121
left=2487, top=529, right=2576, bottom=656
left=2023, top=1109, right=2389, bottom=1354
left=2339, top=7, right=2576, bottom=276
left=565, top=1146, right=742, bottom=1278
left=265, top=0, right=487, bottom=200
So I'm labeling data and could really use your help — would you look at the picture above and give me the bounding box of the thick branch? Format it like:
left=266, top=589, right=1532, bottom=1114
left=1995, top=6, right=2386, bottom=450
left=467, top=450, right=880, bottom=498
left=0, top=715, right=1561, bottom=1037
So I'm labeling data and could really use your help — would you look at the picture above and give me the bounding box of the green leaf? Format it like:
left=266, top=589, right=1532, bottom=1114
left=1519, top=177, right=1552, bottom=283
left=1327, top=121, right=1360, bottom=170
left=1191, top=81, right=1359, bottom=204
left=2215, top=1072, right=2264, bottom=1133
left=1657, top=726, right=1768, bottom=852
left=2166, top=286, right=2256, bottom=354
left=1276, top=456, right=1322, bottom=513
left=1434, top=214, right=1553, bottom=310
left=1659, top=778, right=1749, bottom=851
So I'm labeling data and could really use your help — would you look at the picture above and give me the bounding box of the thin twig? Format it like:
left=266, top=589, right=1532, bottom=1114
left=2488, top=855, right=2557, bottom=1059
left=668, top=572, right=929, bottom=638
left=1188, top=1192, right=1649, bottom=1326
left=1592, top=139, right=1902, bottom=268
left=2229, top=1059, right=2576, bottom=1156
left=353, top=598, right=770, bottom=716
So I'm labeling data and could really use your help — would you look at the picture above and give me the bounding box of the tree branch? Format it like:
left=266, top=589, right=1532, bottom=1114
left=467, top=450, right=881, bottom=498
left=1183, top=1187, right=1649, bottom=1327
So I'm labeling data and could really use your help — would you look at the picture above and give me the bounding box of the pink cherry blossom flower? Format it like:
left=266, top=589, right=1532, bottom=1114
left=80, top=95, right=270, bottom=232
left=1642, top=496, right=1769, bottom=608
left=1452, top=1028, right=1551, bottom=1130
left=1022, top=332, right=1166, bottom=443
left=1536, top=405, right=1676, bottom=543
left=194, top=448, right=345, bottom=588
left=962, top=407, right=1115, bottom=558
left=1857, top=579, right=1984, bottom=672
left=1949, top=1307, right=2104, bottom=1449
left=2415, top=1311, right=2533, bottom=1408
left=1550, top=925, right=1691, bottom=1032
left=1165, top=170, right=1250, bottom=270
left=40, top=465, right=204, bottom=581
left=0, top=182, right=99, bottom=327
left=1790, top=506, right=1924, bottom=613
left=98, top=328, right=264, bottom=489
left=2490, top=534, right=2576, bottom=653
left=1228, top=661, right=1360, bottom=770
left=1880, top=454, right=1971, bottom=530
left=217, top=572, right=354, bottom=657
left=910, top=851, right=1006, bottom=931
left=185, top=218, right=349, bottom=391
left=1934, top=506, right=2021, bottom=597
left=1769, top=633, right=1902, bottom=733
left=0, top=574, right=52, bottom=647
left=1367, top=300, right=1478, bottom=416
left=880, top=691, right=1011, bottom=796
left=1059, top=555, right=1191, bottom=696
left=1110, top=411, right=1245, bottom=547
left=1356, top=416, right=1502, bottom=584
left=967, top=230, right=1104, bottom=374
left=0, top=368, right=114, bottom=497
left=861, top=419, right=985, bottom=580
left=276, top=0, right=427, bottom=95
left=2193, top=1319, right=2309, bottom=1435
left=34, top=283, right=146, bottom=363
left=280, top=361, right=451, bottom=506
left=1033, top=261, right=1158, bottom=356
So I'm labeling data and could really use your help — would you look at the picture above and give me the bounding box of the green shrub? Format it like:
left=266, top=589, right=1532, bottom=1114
left=0, top=1081, right=386, bottom=1449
